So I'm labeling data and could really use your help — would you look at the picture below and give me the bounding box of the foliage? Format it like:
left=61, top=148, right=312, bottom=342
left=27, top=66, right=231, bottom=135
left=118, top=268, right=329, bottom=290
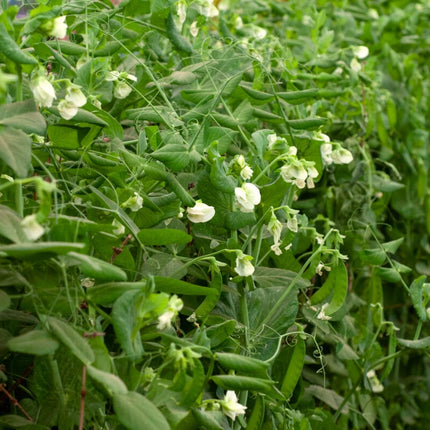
left=1, top=0, right=430, bottom=428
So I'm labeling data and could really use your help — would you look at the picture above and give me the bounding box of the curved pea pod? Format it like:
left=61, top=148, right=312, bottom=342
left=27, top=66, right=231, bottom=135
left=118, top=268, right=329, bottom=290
left=310, top=266, right=337, bottom=305
left=323, top=260, right=348, bottom=316
left=215, top=353, right=270, bottom=378
left=0, top=242, right=85, bottom=259
left=45, top=40, right=87, bottom=55
left=65, top=252, right=127, bottom=281
left=94, top=41, right=122, bottom=57
left=195, top=265, right=223, bottom=320
left=280, top=337, right=305, bottom=399
left=286, top=117, right=328, bottom=130
left=240, top=83, right=274, bottom=101
left=211, top=375, right=278, bottom=397
left=251, top=108, right=283, bottom=122
left=180, top=359, right=206, bottom=407
left=86, top=151, right=118, bottom=167
left=86, top=281, right=147, bottom=305
left=206, top=320, right=236, bottom=347
left=166, top=11, right=193, bottom=55
left=380, top=329, right=397, bottom=381
left=0, top=23, right=37, bottom=64
left=277, top=88, right=319, bottom=104
left=154, top=277, right=218, bottom=296
left=247, top=396, right=265, bottom=430
left=397, top=336, right=430, bottom=349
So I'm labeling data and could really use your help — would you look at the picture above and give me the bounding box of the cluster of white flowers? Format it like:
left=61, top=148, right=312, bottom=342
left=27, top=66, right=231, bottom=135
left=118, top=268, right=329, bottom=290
left=195, top=0, right=218, bottom=18
left=314, top=132, right=353, bottom=165
left=58, top=83, right=87, bottom=120
left=106, top=71, right=137, bottom=99
left=234, top=182, right=261, bottom=213
left=316, top=303, right=332, bottom=321
left=281, top=161, right=319, bottom=189
left=350, top=45, right=369, bottom=72
left=232, top=155, right=253, bottom=180
left=157, top=295, right=184, bottom=330
left=268, top=211, right=283, bottom=255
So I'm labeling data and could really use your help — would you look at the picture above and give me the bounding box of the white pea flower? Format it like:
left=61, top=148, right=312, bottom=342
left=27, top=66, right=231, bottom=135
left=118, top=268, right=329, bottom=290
left=157, top=295, right=183, bottom=330
left=21, top=214, right=44, bottom=241
left=320, top=143, right=333, bottom=165
left=314, top=132, right=331, bottom=143
left=331, top=147, right=353, bottom=164
left=65, top=84, right=87, bottom=107
left=122, top=192, right=143, bottom=212
left=306, top=165, right=319, bottom=189
left=106, top=71, right=121, bottom=81
left=350, top=57, right=361, bottom=72
left=366, top=370, right=384, bottom=393
left=353, top=45, right=369, bottom=60
left=44, top=16, right=68, bottom=38
left=177, top=1, right=187, bottom=25
left=187, top=200, right=215, bottom=223
left=251, top=26, right=267, bottom=40
left=221, top=391, right=247, bottom=421
left=287, top=146, right=298, bottom=156
left=234, top=183, right=261, bottom=213
left=114, top=81, right=132, bottom=99
left=112, top=218, right=125, bottom=235
left=190, top=21, right=199, bottom=37
left=58, top=99, right=78, bottom=120
left=286, top=214, right=298, bottom=233
left=81, top=277, right=95, bottom=288
left=280, top=163, right=308, bottom=189
left=267, top=133, right=278, bottom=148
left=234, top=252, right=255, bottom=277
left=369, top=9, right=379, bottom=19
left=234, top=17, right=243, bottom=29
left=30, top=76, right=56, bottom=108
left=270, top=244, right=283, bottom=256
left=196, top=0, right=219, bottom=18
left=235, top=155, right=253, bottom=180
left=268, top=214, right=282, bottom=245
left=317, top=303, right=332, bottom=321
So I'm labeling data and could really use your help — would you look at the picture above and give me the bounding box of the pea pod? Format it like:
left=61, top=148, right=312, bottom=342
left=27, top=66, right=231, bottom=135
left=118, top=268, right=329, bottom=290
left=45, top=40, right=86, bottom=55
left=215, top=352, right=270, bottom=378
left=323, top=260, right=348, bottom=316
left=65, top=252, right=128, bottom=281
left=410, top=276, right=427, bottom=321
left=287, top=117, right=328, bottom=130
left=195, top=264, right=223, bottom=320
left=381, top=329, right=397, bottom=380
left=247, top=396, right=265, bottom=430
left=211, top=375, right=276, bottom=395
left=240, top=84, right=274, bottom=101
left=0, top=23, right=37, bottom=64
left=166, top=11, right=194, bottom=55
left=252, top=108, right=283, bottom=122
left=277, top=88, right=319, bottom=103
left=281, top=337, right=305, bottom=398
left=397, top=336, right=430, bottom=349
left=42, top=42, right=75, bottom=72
left=86, top=281, right=147, bottom=305
left=154, top=277, right=218, bottom=296
left=0, top=242, right=85, bottom=259
left=94, top=41, right=122, bottom=57
left=180, top=359, right=206, bottom=407
left=310, top=266, right=337, bottom=305
left=86, top=151, right=118, bottom=167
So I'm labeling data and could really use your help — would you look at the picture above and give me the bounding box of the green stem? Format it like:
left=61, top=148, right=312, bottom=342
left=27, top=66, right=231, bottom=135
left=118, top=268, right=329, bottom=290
left=16, top=64, right=22, bottom=102
left=16, top=183, right=23, bottom=217
left=48, top=354, right=66, bottom=411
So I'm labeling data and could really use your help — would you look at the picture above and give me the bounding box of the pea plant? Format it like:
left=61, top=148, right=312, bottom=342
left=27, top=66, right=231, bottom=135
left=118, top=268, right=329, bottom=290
left=1, top=0, right=430, bottom=429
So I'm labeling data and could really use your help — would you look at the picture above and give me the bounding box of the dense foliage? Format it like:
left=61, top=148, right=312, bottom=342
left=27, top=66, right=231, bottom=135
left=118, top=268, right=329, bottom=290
left=1, top=0, right=430, bottom=428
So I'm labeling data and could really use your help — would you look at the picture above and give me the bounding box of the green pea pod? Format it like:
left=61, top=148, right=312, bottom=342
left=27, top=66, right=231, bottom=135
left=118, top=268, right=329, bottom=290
left=247, top=396, right=265, bottom=430
left=66, top=252, right=128, bottom=281
left=240, top=84, right=274, bottom=101
left=410, top=276, right=427, bottom=321
left=215, top=352, right=270, bottom=378
left=277, top=88, right=319, bottom=103
left=86, top=281, right=147, bottom=305
left=206, top=320, right=236, bottom=347
left=180, top=359, right=206, bottom=407
left=45, top=40, right=87, bottom=55
left=195, top=265, right=223, bottom=320
left=281, top=337, right=305, bottom=398
left=0, top=23, right=37, bottom=64
left=86, top=151, right=118, bottom=167
left=211, top=375, right=275, bottom=395
left=380, top=329, right=397, bottom=381
left=42, top=42, right=75, bottom=72
left=0, top=242, right=85, bottom=259
left=251, top=108, right=282, bottom=122
left=94, top=41, right=122, bottom=57
left=210, top=112, right=238, bottom=129
left=154, top=276, right=218, bottom=296
left=286, top=117, right=328, bottom=130
left=166, top=11, right=194, bottom=55
left=397, top=336, right=430, bottom=349
left=310, top=266, right=337, bottom=305
left=323, top=260, right=348, bottom=316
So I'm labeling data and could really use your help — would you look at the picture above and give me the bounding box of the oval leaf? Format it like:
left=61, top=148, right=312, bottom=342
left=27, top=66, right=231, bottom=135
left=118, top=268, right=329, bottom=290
left=7, top=329, right=59, bottom=356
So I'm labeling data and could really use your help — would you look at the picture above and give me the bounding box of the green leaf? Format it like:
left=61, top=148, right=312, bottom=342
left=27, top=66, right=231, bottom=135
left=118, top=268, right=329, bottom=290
left=113, top=391, right=170, bottom=430
left=0, top=100, right=46, bottom=135
left=0, top=205, right=28, bottom=243
left=7, top=329, right=59, bottom=356
left=46, top=316, right=95, bottom=365
left=0, top=290, right=10, bottom=312
left=410, top=276, right=428, bottom=321
left=306, top=385, right=349, bottom=414
left=64, top=252, right=128, bottom=281
left=138, top=228, right=191, bottom=246
left=0, top=126, right=32, bottom=178
left=361, top=248, right=386, bottom=265
left=87, top=365, right=128, bottom=396
left=376, top=267, right=402, bottom=283
left=0, top=415, right=48, bottom=429
left=151, top=144, right=190, bottom=171
left=0, top=23, right=37, bottom=64
left=0, top=242, right=85, bottom=258
left=126, top=106, right=183, bottom=127
left=382, top=238, right=404, bottom=254
left=253, top=267, right=310, bottom=289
